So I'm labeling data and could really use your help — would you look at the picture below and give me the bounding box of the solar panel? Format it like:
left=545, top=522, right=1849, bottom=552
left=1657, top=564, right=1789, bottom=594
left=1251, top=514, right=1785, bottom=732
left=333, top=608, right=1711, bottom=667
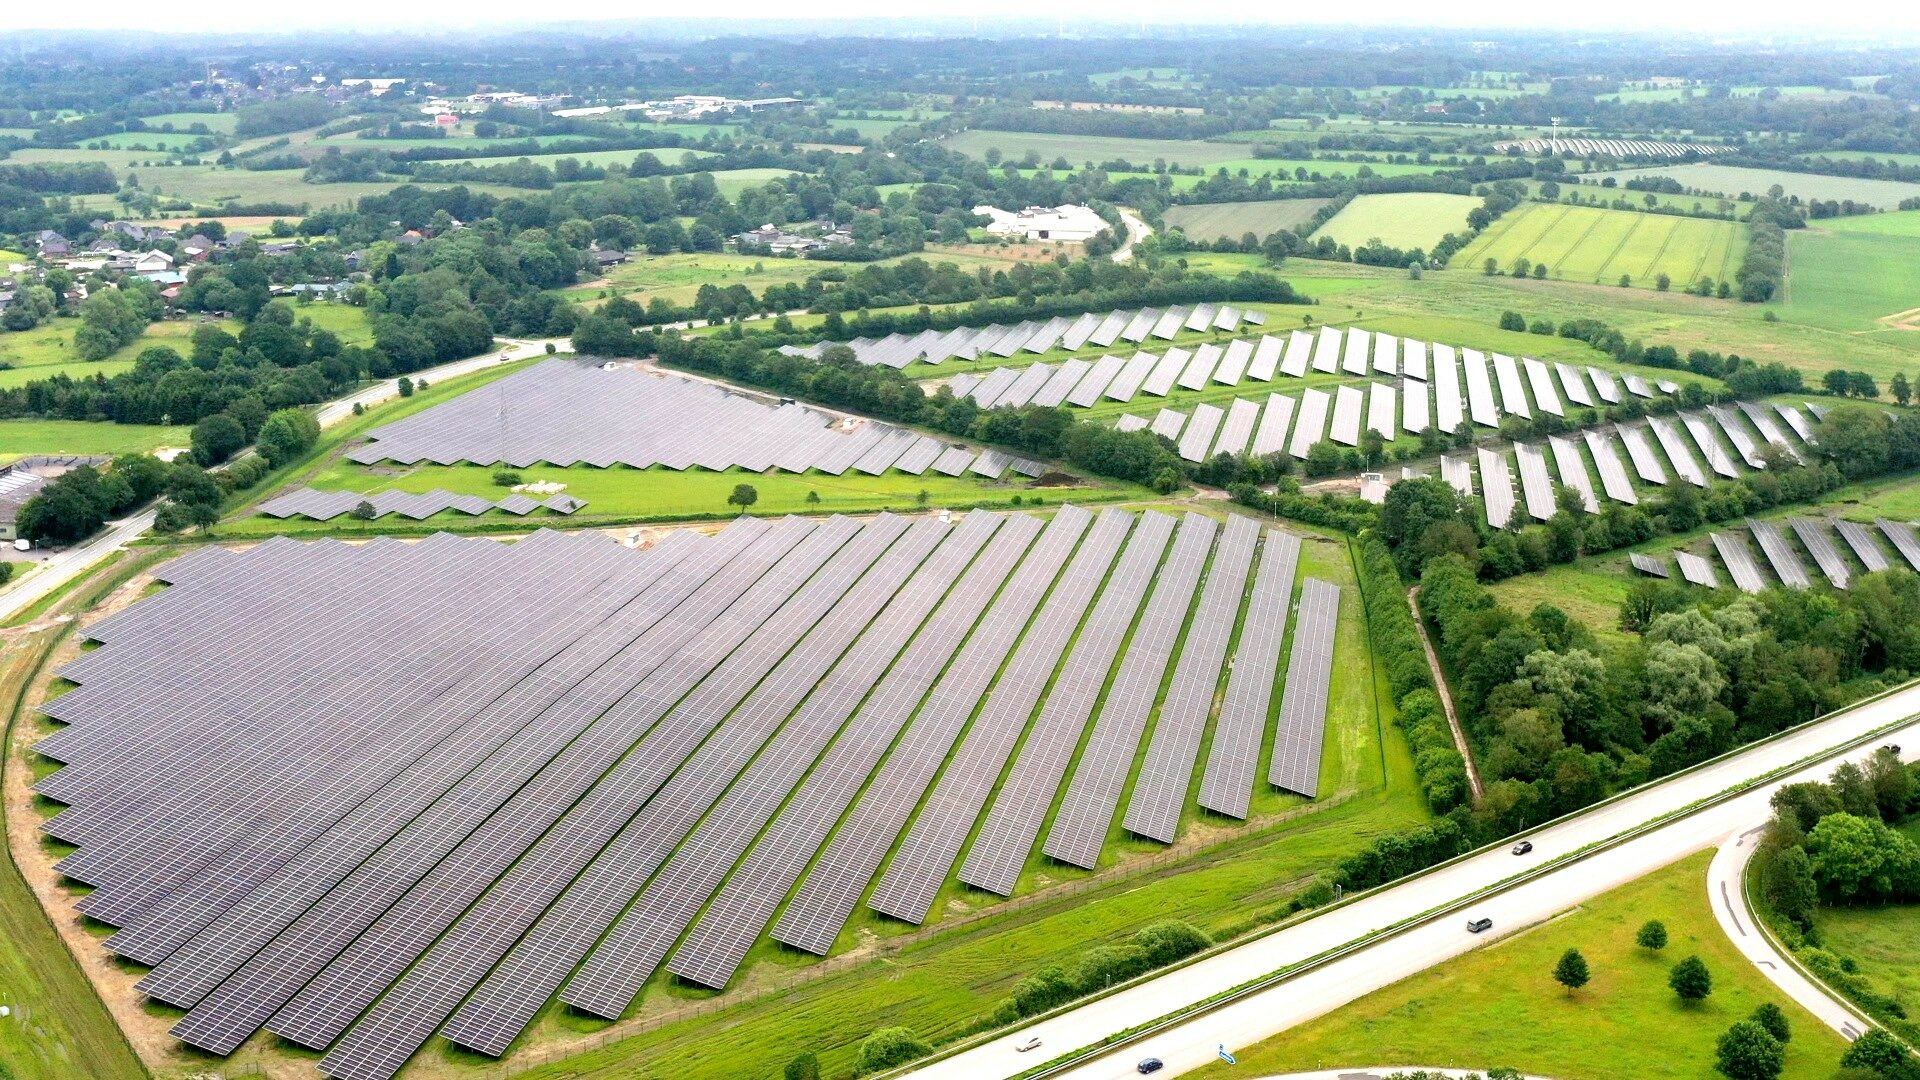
left=1178, top=403, right=1225, bottom=462
left=1289, top=389, right=1330, bottom=459
left=1269, top=578, right=1339, bottom=798
left=1776, top=403, right=1815, bottom=443
left=1522, top=357, right=1563, bottom=417
left=1114, top=414, right=1149, bottom=433
left=1060, top=312, right=1102, bottom=352
left=1402, top=379, right=1429, bottom=434
left=1623, top=373, right=1654, bottom=398
left=1105, top=351, right=1161, bottom=403
left=1548, top=436, right=1598, bottom=513
left=957, top=512, right=1174, bottom=897
left=995, top=362, right=1057, bottom=409
left=1328, top=385, right=1363, bottom=446
left=1248, top=335, right=1284, bottom=381
left=969, top=366, right=1022, bottom=408
left=1491, top=353, right=1530, bottom=418
left=1629, top=552, right=1670, bottom=578
left=1342, top=327, right=1371, bottom=376
left=1197, top=530, right=1301, bottom=819
left=1031, top=359, right=1091, bottom=408
left=1461, top=349, right=1499, bottom=428
left=1646, top=415, right=1706, bottom=487
left=1680, top=411, right=1740, bottom=479
left=1709, top=405, right=1766, bottom=469
left=1711, top=530, right=1768, bottom=593
left=1747, top=517, right=1810, bottom=589
left=1066, top=354, right=1127, bottom=407
left=1119, top=309, right=1159, bottom=344
left=1150, top=408, right=1187, bottom=441
left=1478, top=447, right=1516, bottom=529
left=1372, top=333, right=1398, bottom=376
left=1737, top=401, right=1801, bottom=463
left=1214, top=339, right=1254, bottom=385
left=1832, top=518, right=1889, bottom=574
left=1804, top=401, right=1829, bottom=422
left=1022, top=317, right=1071, bottom=354
left=1583, top=429, right=1637, bottom=505
left=1787, top=517, right=1850, bottom=589
left=1432, top=344, right=1463, bottom=433
left=1185, top=304, right=1216, bottom=332
left=867, top=507, right=1125, bottom=925
left=1402, top=339, right=1429, bottom=381
left=1250, top=394, right=1294, bottom=458
left=1440, top=454, right=1474, bottom=497
left=1555, top=362, right=1594, bottom=407
left=1616, top=422, right=1668, bottom=485
left=1366, top=382, right=1396, bottom=441
left=1141, top=348, right=1190, bottom=397
left=1311, top=325, right=1341, bottom=373
left=1213, top=305, right=1242, bottom=332
left=1675, top=550, right=1720, bottom=588
left=1513, top=441, right=1557, bottom=521
left=1213, top=398, right=1260, bottom=458
left=1088, top=310, right=1129, bottom=348
left=1151, top=308, right=1189, bottom=340
left=1281, top=330, right=1313, bottom=377
left=1879, top=519, right=1920, bottom=571
left=1123, top=514, right=1260, bottom=843
left=1177, top=344, right=1222, bottom=390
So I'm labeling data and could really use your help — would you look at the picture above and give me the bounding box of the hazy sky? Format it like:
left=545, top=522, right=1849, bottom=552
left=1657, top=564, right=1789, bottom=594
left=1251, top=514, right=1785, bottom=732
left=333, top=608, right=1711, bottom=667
left=0, top=0, right=1907, bottom=34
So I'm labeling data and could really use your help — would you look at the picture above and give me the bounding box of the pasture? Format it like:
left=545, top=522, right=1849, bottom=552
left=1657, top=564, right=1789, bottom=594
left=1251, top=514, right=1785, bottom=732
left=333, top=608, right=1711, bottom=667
left=1163, top=199, right=1332, bottom=241
left=0, top=317, right=240, bottom=384
left=1775, top=228, right=1920, bottom=334
left=1449, top=203, right=1745, bottom=289
left=0, top=419, right=189, bottom=461
left=437, top=147, right=719, bottom=169
left=1312, top=192, right=1481, bottom=252
left=1194, top=851, right=1850, bottom=1080
left=1596, top=162, right=1920, bottom=208
left=1820, top=209, right=1920, bottom=237
left=138, top=111, right=237, bottom=133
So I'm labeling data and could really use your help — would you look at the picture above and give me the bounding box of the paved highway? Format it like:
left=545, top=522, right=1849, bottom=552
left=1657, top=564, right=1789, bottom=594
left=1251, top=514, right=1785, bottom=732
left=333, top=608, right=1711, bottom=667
left=908, top=689, right=1920, bottom=1080
left=1710, top=825, right=1868, bottom=1040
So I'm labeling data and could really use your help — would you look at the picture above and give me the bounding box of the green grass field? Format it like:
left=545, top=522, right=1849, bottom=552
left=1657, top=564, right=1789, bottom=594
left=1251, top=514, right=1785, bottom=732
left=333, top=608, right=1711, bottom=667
left=0, top=419, right=189, bottom=463
left=437, top=147, right=719, bottom=169
left=1451, top=202, right=1746, bottom=289
left=1195, top=851, right=1851, bottom=1080
left=1163, top=199, right=1332, bottom=241
left=1820, top=209, right=1920, bottom=237
left=1799, top=150, right=1920, bottom=168
left=1312, top=193, right=1482, bottom=252
left=138, top=111, right=237, bottom=133
left=1596, top=163, right=1920, bottom=209
left=0, top=317, right=247, bottom=388
left=1776, top=228, right=1920, bottom=334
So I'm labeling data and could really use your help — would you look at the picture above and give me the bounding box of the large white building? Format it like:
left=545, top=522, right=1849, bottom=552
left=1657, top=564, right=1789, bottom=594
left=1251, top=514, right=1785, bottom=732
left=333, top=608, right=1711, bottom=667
left=973, top=203, right=1108, bottom=243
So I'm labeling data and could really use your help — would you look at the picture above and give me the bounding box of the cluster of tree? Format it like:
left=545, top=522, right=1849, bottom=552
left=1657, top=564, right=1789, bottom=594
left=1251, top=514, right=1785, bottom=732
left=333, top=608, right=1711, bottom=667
left=988, top=921, right=1210, bottom=1025
left=233, top=96, right=337, bottom=138
left=1227, top=477, right=1379, bottom=535
left=73, top=280, right=163, bottom=360
left=1357, top=536, right=1473, bottom=811
left=1736, top=197, right=1802, bottom=303
left=13, top=455, right=166, bottom=544
left=972, top=106, right=1253, bottom=141
left=0, top=161, right=117, bottom=194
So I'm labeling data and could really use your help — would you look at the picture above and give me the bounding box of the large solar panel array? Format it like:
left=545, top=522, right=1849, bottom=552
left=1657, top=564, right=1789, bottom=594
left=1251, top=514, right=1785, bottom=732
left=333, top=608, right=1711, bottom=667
left=257, top=488, right=585, bottom=521
left=1270, top=577, right=1340, bottom=797
left=39, top=507, right=1345, bottom=1080
left=784, top=305, right=1260, bottom=367
left=1638, top=514, right=1920, bottom=595
left=350, top=360, right=1039, bottom=478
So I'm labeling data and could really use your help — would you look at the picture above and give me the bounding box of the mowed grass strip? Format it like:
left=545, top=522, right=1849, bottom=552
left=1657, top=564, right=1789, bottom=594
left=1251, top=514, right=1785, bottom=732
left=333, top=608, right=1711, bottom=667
left=1451, top=203, right=1746, bottom=288
left=1194, top=850, right=1851, bottom=1080
left=1311, top=193, right=1480, bottom=252
left=1163, top=199, right=1332, bottom=242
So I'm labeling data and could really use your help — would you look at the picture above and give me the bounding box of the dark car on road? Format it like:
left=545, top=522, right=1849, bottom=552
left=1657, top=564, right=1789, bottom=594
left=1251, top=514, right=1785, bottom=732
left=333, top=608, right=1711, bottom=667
left=1512, top=840, right=1533, bottom=855
left=1467, top=917, right=1494, bottom=933
left=1137, top=1058, right=1164, bottom=1074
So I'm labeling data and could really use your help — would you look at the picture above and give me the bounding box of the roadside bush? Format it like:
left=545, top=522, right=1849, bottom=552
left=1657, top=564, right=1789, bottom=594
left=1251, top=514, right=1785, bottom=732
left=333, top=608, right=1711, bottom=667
left=857, top=1027, right=931, bottom=1073
left=256, top=408, right=321, bottom=468
left=989, top=920, right=1211, bottom=1025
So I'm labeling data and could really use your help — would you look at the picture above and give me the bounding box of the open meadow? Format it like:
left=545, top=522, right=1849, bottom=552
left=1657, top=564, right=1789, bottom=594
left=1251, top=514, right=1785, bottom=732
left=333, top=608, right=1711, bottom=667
left=1162, top=199, right=1331, bottom=241
left=1775, top=227, right=1920, bottom=335
left=1450, top=202, right=1745, bottom=288
left=1311, top=192, right=1482, bottom=252
left=941, top=130, right=1254, bottom=168
left=1596, top=163, right=1920, bottom=208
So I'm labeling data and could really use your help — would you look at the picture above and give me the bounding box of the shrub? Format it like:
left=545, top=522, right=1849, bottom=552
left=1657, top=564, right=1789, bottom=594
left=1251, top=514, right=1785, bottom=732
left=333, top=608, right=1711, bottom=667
left=1636, top=919, right=1669, bottom=950
left=1670, top=955, right=1713, bottom=1001
left=857, top=1027, right=932, bottom=1073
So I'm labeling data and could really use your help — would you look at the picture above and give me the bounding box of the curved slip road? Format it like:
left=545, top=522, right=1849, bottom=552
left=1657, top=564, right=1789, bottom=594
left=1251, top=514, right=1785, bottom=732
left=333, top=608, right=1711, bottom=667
left=906, top=688, right=1920, bottom=1080
left=1709, top=825, right=1869, bottom=1040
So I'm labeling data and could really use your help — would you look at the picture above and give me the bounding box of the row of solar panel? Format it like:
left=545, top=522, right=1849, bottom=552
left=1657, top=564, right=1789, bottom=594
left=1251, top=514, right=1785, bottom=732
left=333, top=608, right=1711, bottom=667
left=44, top=509, right=1338, bottom=1080
left=350, top=360, right=1044, bottom=479
left=256, top=487, right=586, bottom=521
left=1438, top=404, right=1821, bottom=530
left=781, top=304, right=1268, bottom=368
left=1630, top=517, right=1920, bottom=593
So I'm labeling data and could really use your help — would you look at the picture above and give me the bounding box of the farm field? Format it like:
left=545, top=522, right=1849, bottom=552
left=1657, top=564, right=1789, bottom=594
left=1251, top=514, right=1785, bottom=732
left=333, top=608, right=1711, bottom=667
left=1162, top=198, right=1332, bottom=241
left=1775, top=228, right=1920, bottom=334
left=0, top=317, right=241, bottom=386
left=137, top=111, right=237, bottom=133
left=435, top=146, right=719, bottom=168
left=700, top=167, right=806, bottom=197
left=118, top=163, right=536, bottom=210
left=1312, top=192, right=1481, bottom=252
left=569, top=247, right=1040, bottom=309
left=1819, top=209, right=1920, bottom=237
left=1195, top=851, right=1851, bottom=1080
left=1596, top=162, right=1920, bottom=208
left=1450, top=203, right=1745, bottom=289
left=941, top=130, right=1252, bottom=168
left=0, top=419, right=189, bottom=462
left=1799, top=149, right=1920, bottom=168
left=91, top=131, right=212, bottom=151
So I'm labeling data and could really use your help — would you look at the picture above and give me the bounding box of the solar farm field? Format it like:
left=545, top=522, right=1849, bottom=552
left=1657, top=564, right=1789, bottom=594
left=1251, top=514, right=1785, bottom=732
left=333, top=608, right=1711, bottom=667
left=1594, top=162, right=1920, bottom=208
left=1163, top=199, right=1332, bottom=241
left=1449, top=203, right=1745, bottom=288
left=23, top=502, right=1379, bottom=1080
left=1311, top=192, right=1482, bottom=252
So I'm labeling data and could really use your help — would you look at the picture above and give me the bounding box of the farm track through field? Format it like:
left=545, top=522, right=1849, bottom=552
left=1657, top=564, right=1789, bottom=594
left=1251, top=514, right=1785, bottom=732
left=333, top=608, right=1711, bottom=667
left=1681, top=224, right=1714, bottom=288
left=1592, top=212, right=1648, bottom=284
left=1550, top=209, right=1608, bottom=279
left=1638, top=218, right=1682, bottom=284
left=1459, top=210, right=1527, bottom=263
left=1511, top=204, right=1574, bottom=266
left=1716, top=227, right=1741, bottom=286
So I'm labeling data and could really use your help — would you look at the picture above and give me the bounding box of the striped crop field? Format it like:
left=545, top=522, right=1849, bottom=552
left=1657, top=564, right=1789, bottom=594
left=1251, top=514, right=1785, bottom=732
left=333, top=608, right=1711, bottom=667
left=1449, top=202, right=1746, bottom=289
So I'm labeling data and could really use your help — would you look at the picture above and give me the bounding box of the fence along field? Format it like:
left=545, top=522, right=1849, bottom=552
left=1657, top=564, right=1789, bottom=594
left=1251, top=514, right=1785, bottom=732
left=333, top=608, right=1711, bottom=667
left=1449, top=202, right=1745, bottom=288
left=1163, top=199, right=1332, bottom=242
